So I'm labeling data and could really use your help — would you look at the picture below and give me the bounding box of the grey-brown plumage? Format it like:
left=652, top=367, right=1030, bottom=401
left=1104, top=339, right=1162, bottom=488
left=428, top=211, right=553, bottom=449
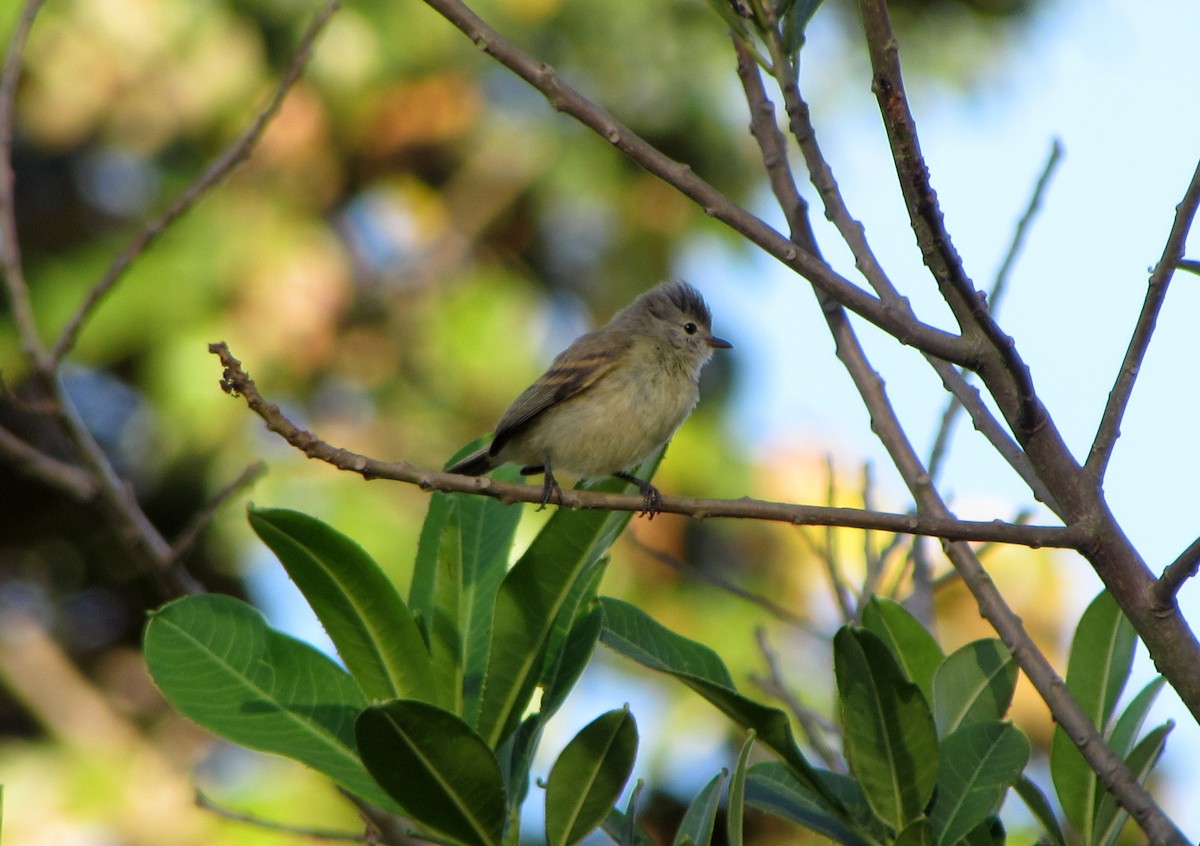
left=447, top=280, right=731, bottom=514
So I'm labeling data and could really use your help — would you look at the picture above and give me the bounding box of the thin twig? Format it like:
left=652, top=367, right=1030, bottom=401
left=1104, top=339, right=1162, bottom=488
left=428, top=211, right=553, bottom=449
left=417, top=0, right=974, bottom=366
left=195, top=789, right=368, bottom=842
left=210, top=341, right=1084, bottom=549
left=1153, top=535, right=1200, bottom=610
left=752, top=628, right=843, bottom=772
left=1085, top=154, right=1200, bottom=482
left=1177, top=258, right=1200, bottom=276
left=0, top=423, right=97, bottom=500
left=50, top=0, right=342, bottom=366
left=168, top=461, right=268, bottom=567
left=0, top=0, right=49, bottom=368
left=822, top=455, right=856, bottom=621
left=627, top=533, right=819, bottom=632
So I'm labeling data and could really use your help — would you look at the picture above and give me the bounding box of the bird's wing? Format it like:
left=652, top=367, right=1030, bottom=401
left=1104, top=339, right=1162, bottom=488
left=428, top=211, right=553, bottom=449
left=490, top=330, right=629, bottom=456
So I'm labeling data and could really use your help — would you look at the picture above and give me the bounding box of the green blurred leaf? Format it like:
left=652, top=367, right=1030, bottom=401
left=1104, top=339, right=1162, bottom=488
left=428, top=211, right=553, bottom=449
left=357, top=700, right=506, bottom=846
left=602, top=781, right=656, bottom=846
left=599, top=598, right=842, bottom=813
left=959, top=817, right=1005, bottom=846
left=929, top=722, right=1029, bottom=846
left=673, top=770, right=727, bottom=846
left=861, top=596, right=944, bottom=703
left=834, top=627, right=938, bottom=831
left=1093, top=722, right=1172, bottom=846
left=1050, top=591, right=1136, bottom=844
left=545, top=708, right=638, bottom=846
left=727, top=733, right=756, bottom=846
left=743, top=762, right=870, bottom=846
left=895, top=818, right=935, bottom=846
left=248, top=506, right=438, bottom=705
left=144, top=594, right=399, bottom=811
left=1013, top=776, right=1067, bottom=846
left=477, top=461, right=656, bottom=747
left=932, top=639, right=1017, bottom=737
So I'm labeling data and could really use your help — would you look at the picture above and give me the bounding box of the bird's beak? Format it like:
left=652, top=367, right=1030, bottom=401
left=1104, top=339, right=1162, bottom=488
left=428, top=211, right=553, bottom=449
left=706, top=334, right=733, bottom=349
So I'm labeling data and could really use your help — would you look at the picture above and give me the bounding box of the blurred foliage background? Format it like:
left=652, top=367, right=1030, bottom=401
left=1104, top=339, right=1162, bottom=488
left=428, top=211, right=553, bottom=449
left=0, top=0, right=1069, bottom=842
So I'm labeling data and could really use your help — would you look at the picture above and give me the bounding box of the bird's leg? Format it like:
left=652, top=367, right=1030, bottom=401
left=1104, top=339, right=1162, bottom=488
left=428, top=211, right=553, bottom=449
left=521, top=451, right=564, bottom=510
left=614, top=471, right=662, bottom=519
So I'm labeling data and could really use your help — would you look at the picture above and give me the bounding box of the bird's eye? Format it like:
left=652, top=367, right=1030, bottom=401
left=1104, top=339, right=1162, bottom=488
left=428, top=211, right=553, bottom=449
left=683, top=322, right=698, bottom=335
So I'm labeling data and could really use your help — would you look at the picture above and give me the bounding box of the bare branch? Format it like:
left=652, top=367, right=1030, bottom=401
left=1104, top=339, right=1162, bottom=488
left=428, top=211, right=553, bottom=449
left=418, top=0, right=974, bottom=366
left=210, top=341, right=1083, bottom=549
left=49, top=0, right=342, bottom=366
left=627, top=533, right=818, bottom=632
left=0, top=422, right=97, bottom=500
left=0, top=0, right=49, bottom=369
left=1154, top=535, right=1200, bottom=610
left=168, top=461, right=267, bottom=567
left=752, top=628, right=843, bottom=772
left=926, top=141, right=1064, bottom=509
left=1086, top=154, right=1200, bottom=482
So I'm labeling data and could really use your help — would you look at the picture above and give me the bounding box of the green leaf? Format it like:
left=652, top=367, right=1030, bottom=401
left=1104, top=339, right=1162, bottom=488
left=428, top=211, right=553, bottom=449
left=1105, top=676, right=1165, bottom=763
left=1012, top=776, right=1067, bottom=846
left=932, top=639, right=1017, bottom=737
left=861, top=596, right=944, bottom=704
left=357, top=700, right=506, bottom=846
left=411, top=490, right=453, bottom=645
left=599, top=598, right=841, bottom=813
left=834, top=627, right=938, bottom=831
left=743, top=762, right=870, bottom=846
left=476, top=464, right=654, bottom=747
left=959, top=817, right=1005, bottom=846
left=602, top=781, right=656, bottom=846
left=895, top=818, right=935, bottom=846
left=1050, top=591, right=1136, bottom=845
left=542, top=607, right=604, bottom=718
left=546, top=708, right=639, bottom=846
left=727, top=733, right=756, bottom=846
left=929, top=722, right=1030, bottom=846
left=248, top=507, right=437, bottom=705
left=143, top=594, right=398, bottom=810
left=673, top=770, right=727, bottom=846
left=1093, top=721, right=1172, bottom=846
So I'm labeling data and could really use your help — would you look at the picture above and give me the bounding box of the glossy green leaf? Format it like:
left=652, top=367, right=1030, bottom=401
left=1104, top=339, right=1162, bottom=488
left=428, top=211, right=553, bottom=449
left=248, top=507, right=437, bottom=705
left=861, top=596, right=944, bottom=704
left=599, top=598, right=841, bottom=813
left=932, top=639, right=1017, bottom=737
left=476, top=454, right=660, bottom=747
left=1093, top=722, right=1172, bottom=846
left=673, top=770, right=727, bottom=846
left=1105, top=676, right=1166, bottom=764
left=1013, top=776, right=1067, bottom=846
left=357, top=700, right=506, bottom=846
left=743, top=762, right=870, bottom=846
left=1050, top=591, right=1136, bottom=845
left=929, top=722, right=1029, bottom=846
left=727, top=733, right=756, bottom=846
left=144, top=594, right=398, bottom=811
left=834, top=627, right=938, bottom=831
left=546, top=709, right=638, bottom=846
left=542, top=607, right=604, bottom=718
left=411, top=490, right=453, bottom=645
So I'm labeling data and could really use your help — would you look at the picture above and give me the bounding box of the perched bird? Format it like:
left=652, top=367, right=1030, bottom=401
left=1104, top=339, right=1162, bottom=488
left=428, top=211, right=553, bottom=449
left=447, top=280, right=731, bottom=515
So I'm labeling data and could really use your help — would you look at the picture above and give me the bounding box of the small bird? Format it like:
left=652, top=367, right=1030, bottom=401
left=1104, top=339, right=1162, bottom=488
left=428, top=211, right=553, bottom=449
left=447, top=280, right=731, bottom=516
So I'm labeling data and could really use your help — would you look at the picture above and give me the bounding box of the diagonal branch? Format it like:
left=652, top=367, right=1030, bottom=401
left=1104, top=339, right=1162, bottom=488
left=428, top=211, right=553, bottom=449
left=856, top=0, right=1042, bottom=434
left=0, top=0, right=49, bottom=369
left=1085, top=154, right=1200, bottom=482
left=417, top=0, right=975, bottom=366
left=49, top=0, right=342, bottom=366
left=209, top=341, right=1083, bottom=549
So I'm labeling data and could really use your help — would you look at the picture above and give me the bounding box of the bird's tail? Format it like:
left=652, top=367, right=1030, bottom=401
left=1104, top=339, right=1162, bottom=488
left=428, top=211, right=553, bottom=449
left=446, top=447, right=496, bottom=476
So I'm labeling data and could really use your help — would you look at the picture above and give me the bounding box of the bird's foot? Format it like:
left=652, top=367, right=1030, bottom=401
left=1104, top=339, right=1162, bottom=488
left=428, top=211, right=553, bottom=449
left=615, top=471, right=662, bottom=519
